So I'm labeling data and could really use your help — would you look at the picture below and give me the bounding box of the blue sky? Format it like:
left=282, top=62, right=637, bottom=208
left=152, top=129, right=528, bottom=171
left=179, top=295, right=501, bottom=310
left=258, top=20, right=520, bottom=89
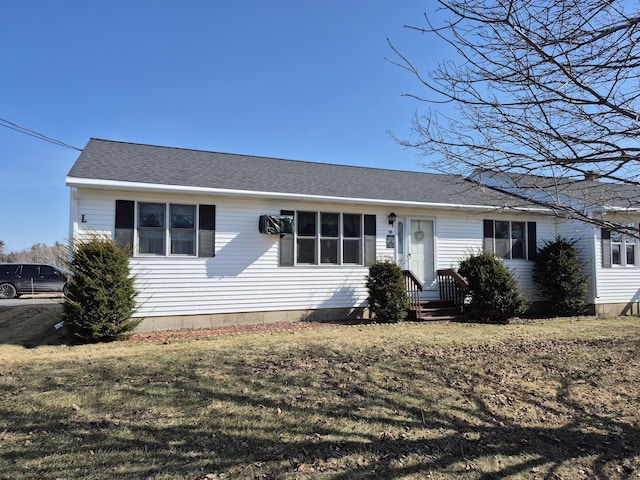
left=1, top=1, right=445, bottom=251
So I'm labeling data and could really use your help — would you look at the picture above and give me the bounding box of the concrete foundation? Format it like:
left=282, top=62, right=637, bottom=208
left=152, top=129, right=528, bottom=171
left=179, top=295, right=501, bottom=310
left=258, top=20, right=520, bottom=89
left=593, top=302, right=640, bottom=317
left=135, top=307, right=368, bottom=332
left=133, top=302, right=638, bottom=332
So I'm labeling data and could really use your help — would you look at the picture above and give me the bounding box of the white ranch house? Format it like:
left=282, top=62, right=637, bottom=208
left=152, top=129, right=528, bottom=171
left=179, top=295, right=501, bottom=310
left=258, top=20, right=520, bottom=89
left=66, top=139, right=640, bottom=331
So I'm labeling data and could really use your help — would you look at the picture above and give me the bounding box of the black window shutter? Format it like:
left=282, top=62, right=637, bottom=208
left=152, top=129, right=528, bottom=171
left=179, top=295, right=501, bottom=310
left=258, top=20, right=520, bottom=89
left=280, top=234, right=294, bottom=267
left=115, top=200, right=134, bottom=253
left=601, top=228, right=612, bottom=268
left=364, top=214, right=376, bottom=266
left=527, top=222, right=537, bottom=261
left=198, top=205, right=216, bottom=257
left=279, top=210, right=295, bottom=267
left=483, top=220, right=494, bottom=254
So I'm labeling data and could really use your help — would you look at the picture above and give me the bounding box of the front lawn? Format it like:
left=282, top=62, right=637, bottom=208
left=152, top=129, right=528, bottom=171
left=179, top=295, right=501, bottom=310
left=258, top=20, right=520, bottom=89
left=0, top=317, right=638, bottom=479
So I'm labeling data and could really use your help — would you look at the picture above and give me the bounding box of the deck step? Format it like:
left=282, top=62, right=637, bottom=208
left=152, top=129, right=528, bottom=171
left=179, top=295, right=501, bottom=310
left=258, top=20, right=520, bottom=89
left=410, top=300, right=466, bottom=322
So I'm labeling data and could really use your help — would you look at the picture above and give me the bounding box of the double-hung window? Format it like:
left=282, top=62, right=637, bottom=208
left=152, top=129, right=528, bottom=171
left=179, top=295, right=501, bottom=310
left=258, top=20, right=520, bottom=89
left=484, top=219, right=535, bottom=260
left=169, top=204, right=196, bottom=255
left=138, top=202, right=166, bottom=255
left=492, top=220, right=526, bottom=259
left=343, top=213, right=362, bottom=264
left=297, top=211, right=318, bottom=264
left=610, top=223, right=638, bottom=266
left=115, top=200, right=215, bottom=257
left=320, top=213, right=339, bottom=264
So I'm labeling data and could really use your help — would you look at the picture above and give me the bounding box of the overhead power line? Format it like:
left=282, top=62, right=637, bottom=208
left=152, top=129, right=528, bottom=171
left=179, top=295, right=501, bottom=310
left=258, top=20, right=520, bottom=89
left=0, top=117, right=82, bottom=151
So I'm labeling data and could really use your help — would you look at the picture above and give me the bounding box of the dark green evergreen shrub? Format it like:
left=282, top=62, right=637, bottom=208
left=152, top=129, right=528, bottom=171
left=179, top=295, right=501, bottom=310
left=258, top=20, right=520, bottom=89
left=63, top=234, right=139, bottom=343
left=458, top=251, right=529, bottom=323
left=533, top=236, right=588, bottom=316
left=366, top=261, right=409, bottom=323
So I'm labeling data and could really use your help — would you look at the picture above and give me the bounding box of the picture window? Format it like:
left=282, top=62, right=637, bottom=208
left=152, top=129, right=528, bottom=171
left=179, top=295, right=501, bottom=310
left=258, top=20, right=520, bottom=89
left=284, top=211, right=374, bottom=266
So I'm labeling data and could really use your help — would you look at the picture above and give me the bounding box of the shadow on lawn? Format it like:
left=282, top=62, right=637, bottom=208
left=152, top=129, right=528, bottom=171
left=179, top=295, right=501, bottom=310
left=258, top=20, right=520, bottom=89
left=1, top=337, right=638, bottom=479
left=0, top=303, right=67, bottom=347
left=283, top=342, right=640, bottom=479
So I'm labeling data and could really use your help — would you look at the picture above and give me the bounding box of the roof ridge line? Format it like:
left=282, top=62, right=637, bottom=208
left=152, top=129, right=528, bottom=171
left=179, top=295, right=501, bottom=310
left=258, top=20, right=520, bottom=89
left=87, top=137, right=454, bottom=178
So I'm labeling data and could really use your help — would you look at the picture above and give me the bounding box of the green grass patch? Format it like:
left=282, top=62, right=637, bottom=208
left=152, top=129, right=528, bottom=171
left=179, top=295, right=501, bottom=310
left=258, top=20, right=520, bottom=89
left=0, top=317, right=639, bottom=479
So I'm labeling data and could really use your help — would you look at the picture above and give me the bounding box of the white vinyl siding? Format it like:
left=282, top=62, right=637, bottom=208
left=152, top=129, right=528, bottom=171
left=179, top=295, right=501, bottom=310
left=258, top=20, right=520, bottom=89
left=434, top=213, right=554, bottom=301
left=72, top=190, right=390, bottom=318
left=434, top=214, right=485, bottom=270
left=128, top=260, right=370, bottom=315
left=70, top=188, right=602, bottom=317
left=591, top=219, right=640, bottom=304
left=74, top=193, right=115, bottom=241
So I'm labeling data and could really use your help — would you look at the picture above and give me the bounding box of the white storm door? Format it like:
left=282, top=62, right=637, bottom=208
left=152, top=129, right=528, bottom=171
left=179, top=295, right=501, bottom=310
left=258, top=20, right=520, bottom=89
left=396, top=218, right=408, bottom=269
left=409, top=219, right=435, bottom=285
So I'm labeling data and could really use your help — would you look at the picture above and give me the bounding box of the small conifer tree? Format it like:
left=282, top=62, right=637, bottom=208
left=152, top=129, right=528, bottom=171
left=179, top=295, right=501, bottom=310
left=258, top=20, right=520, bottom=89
left=458, top=251, right=529, bottom=323
left=533, top=236, right=588, bottom=316
left=63, top=234, right=139, bottom=343
left=366, top=261, right=409, bottom=323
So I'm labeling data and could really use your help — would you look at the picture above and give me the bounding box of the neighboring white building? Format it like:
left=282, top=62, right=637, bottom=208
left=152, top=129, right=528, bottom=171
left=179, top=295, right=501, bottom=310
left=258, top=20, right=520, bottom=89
left=66, top=139, right=640, bottom=331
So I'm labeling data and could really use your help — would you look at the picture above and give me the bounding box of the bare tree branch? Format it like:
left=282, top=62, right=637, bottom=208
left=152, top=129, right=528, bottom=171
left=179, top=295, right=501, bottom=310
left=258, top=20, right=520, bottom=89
left=391, top=0, right=640, bottom=228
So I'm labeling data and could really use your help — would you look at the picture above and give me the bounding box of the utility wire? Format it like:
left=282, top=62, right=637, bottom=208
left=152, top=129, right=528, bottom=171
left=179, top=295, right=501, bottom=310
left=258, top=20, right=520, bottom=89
left=0, top=117, right=83, bottom=151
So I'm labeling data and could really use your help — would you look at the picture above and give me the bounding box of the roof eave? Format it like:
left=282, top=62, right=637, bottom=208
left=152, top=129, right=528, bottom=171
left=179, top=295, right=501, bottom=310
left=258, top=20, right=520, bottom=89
left=597, top=206, right=640, bottom=214
left=65, top=176, right=547, bottom=213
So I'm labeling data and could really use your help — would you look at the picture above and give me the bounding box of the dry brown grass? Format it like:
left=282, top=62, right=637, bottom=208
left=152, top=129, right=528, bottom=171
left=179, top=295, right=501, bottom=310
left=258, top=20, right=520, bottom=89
left=0, top=313, right=638, bottom=479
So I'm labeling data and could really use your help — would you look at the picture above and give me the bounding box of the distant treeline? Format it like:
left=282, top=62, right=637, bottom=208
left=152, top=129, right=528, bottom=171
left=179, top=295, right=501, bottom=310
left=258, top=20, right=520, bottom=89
left=0, top=240, right=67, bottom=267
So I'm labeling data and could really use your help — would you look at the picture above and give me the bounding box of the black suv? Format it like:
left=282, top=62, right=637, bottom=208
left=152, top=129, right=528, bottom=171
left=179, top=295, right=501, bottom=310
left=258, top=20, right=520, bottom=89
left=0, top=263, right=69, bottom=299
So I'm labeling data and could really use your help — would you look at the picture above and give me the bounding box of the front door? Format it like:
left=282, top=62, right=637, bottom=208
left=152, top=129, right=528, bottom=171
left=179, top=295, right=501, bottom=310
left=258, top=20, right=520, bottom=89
left=408, top=219, right=435, bottom=286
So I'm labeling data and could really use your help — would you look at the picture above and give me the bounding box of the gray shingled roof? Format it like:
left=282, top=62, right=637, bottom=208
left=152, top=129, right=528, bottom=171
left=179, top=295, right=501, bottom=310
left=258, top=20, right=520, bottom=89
left=474, top=169, right=640, bottom=210
left=67, top=138, right=534, bottom=208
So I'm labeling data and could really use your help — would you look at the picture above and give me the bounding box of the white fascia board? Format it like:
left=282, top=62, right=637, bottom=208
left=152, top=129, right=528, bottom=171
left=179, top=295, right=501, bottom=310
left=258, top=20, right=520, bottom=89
left=599, top=206, right=640, bottom=213
left=65, top=176, right=547, bottom=213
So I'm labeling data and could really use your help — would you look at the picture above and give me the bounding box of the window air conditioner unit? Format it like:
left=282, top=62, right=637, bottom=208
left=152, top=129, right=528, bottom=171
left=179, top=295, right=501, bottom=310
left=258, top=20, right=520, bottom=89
left=259, top=214, right=294, bottom=234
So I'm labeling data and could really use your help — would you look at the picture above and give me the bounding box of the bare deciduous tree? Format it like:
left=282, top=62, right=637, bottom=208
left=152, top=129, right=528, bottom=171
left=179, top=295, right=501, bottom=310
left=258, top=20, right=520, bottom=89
left=390, top=0, right=640, bottom=233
